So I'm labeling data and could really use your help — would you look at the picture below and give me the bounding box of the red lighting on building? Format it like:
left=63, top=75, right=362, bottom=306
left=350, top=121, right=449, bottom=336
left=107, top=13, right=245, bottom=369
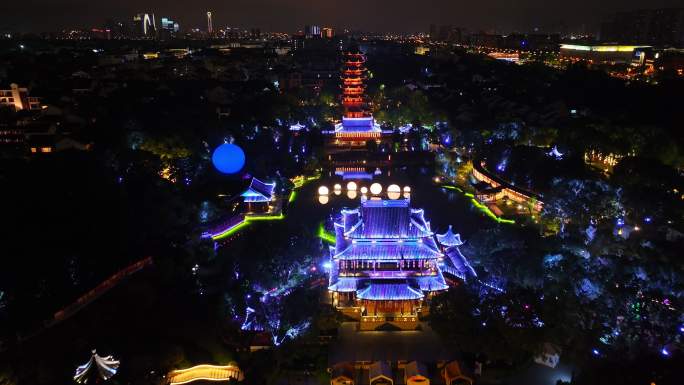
left=341, top=46, right=371, bottom=120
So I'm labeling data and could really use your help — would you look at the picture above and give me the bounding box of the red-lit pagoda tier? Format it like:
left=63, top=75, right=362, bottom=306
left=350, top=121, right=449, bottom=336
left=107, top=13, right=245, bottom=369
left=341, top=47, right=369, bottom=119
left=334, top=45, right=382, bottom=142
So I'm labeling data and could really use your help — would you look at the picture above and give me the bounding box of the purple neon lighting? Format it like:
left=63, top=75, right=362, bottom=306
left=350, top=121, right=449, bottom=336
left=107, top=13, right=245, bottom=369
left=208, top=217, right=247, bottom=238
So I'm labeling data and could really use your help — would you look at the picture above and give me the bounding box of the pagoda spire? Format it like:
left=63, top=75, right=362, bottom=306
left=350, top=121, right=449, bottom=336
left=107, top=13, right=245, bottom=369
left=333, top=43, right=382, bottom=139
left=341, top=43, right=370, bottom=119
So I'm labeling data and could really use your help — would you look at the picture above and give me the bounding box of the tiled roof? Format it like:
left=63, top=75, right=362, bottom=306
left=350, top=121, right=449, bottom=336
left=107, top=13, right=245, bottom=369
left=241, top=178, right=275, bottom=202
left=413, top=274, right=449, bottom=292
left=339, top=117, right=382, bottom=132
left=331, top=363, right=355, bottom=381
left=436, top=225, right=464, bottom=247
left=335, top=170, right=374, bottom=180
left=361, top=202, right=410, bottom=237
left=446, top=246, right=477, bottom=278
left=357, top=281, right=424, bottom=300
left=369, top=361, right=392, bottom=383
left=328, top=277, right=359, bottom=292
left=342, top=200, right=433, bottom=239
left=405, top=361, right=428, bottom=379
left=333, top=241, right=442, bottom=260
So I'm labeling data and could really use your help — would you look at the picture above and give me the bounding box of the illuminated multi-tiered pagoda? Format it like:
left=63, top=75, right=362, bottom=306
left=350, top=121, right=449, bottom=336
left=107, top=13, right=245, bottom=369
left=334, top=45, right=382, bottom=142
left=327, top=198, right=448, bottom=329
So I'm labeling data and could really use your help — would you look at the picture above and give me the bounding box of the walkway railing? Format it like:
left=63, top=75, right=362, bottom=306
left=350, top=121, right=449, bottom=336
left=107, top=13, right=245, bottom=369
left=53, top=257, right=153, bottom=322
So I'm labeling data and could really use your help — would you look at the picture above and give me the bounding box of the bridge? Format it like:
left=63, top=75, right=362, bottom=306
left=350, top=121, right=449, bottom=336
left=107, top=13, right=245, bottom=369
left=167, top=364, right=243, bottom=385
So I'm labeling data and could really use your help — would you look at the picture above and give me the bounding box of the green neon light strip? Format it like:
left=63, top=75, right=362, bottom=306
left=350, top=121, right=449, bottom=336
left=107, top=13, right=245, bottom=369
left=292, top=174, right=321, bottom=189
left=213, top=172, right=322, bottom=242
left=247, top=213, right=285, bottom=221
left=317, top=222, right=336, bottom=245
left=212, top=220, right=251, bottom=240
left=212, top=213, right=286, bottom=241
left=440, top=184, right=515, bottom=225
left=469, top=198, right=516, bottom=224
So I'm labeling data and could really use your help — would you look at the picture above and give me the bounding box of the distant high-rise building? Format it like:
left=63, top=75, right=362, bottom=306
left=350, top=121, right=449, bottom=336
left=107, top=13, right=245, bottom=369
left=160, top=17, right=179, bottom=39
left=292, top=33, right=306, bottom=50
left=161, top=17, right=179, bottom=33
left=90, top=28, right=112, bottom=40
left=0, top=83, right=41, bottom=112
left=430, top=25, right=463, bottom=43
left=601, top=8, right=684, bottom=46
left=322, top=27, right=334, bottom=39
left=132, top=14, right=142, bottom=36
left=104, top=19, right=129, bottom=39
left=207, top=11, right=213, bottom=34
left=305, top=25, right=321, bottom=39
left=133, top=13, right=156, bottom=37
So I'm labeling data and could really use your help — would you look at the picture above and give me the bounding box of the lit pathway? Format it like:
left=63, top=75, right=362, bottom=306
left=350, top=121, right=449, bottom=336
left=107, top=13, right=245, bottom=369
left=204, top=173, right=320, bottom=242
left=167, top=364, right=243, bottom=384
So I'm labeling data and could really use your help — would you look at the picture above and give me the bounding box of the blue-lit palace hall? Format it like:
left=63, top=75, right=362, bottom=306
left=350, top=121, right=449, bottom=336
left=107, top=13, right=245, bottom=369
left=327, top=197, right=470, bottom=330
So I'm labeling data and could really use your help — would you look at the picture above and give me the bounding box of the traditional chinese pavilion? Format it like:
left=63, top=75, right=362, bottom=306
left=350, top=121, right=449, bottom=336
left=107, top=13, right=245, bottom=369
left=73, top=350, right=120, bottom=384
left=328, top=198, right=448, bottom=329
left=333, top=45, right=382, bottom=144
left=436, top=225, right=463, bottom=247
left=241, top=177, right=276, bottom=213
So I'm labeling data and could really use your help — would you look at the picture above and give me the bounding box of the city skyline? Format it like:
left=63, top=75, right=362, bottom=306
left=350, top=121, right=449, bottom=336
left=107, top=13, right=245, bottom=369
left=1, top=0, right=683, bottom=382
left=1, top=0, right=683, bottom=34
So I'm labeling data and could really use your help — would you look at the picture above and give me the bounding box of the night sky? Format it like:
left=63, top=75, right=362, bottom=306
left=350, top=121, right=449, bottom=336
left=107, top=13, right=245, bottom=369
left=0, top=0, right=682, bottom=33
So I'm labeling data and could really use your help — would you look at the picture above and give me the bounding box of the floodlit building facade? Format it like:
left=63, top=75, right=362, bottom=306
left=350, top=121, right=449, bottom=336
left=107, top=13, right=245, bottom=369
left=0, top=83, right=41, bottom=112
left=559, top=44, right=651, bottom=65
left=159, top=17, right=179, bottom=40
left=133, top=13, right=156, bottom=37
left=327, top=198, right=449, bottom=329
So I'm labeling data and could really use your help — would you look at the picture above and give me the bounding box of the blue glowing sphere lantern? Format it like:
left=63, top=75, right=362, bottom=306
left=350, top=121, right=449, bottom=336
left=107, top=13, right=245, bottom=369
left=212, top=143, right=245, bottom=174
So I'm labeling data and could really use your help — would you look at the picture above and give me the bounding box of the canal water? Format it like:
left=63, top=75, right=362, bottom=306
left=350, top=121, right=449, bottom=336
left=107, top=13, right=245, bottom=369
left=286, top=166, right=497, bottom=242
